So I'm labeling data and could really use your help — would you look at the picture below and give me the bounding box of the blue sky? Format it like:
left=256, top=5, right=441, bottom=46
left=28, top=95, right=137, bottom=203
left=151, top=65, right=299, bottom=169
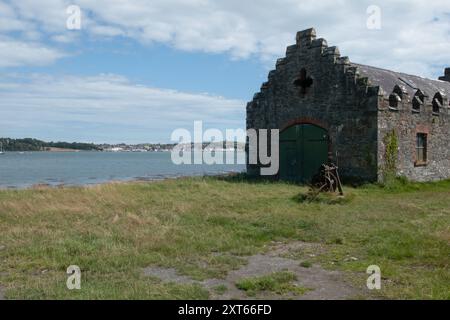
left=0, top=0, right=449, bottom=143
left=11, top=39, right=266, bottom=99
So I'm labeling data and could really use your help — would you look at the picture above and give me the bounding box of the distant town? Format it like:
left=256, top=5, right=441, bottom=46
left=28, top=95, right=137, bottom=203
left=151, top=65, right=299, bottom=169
left=98, top=143, right=176, bottom=153
left=0, top=138, right=245, bottom=153
left=100, top=142, right=245, bottom=153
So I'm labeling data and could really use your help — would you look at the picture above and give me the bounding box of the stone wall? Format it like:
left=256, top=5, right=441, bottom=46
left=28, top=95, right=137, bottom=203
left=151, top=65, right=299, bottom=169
left=246, top=28, right=380, bottom=182
left=377, top=91, right=450, bottom=182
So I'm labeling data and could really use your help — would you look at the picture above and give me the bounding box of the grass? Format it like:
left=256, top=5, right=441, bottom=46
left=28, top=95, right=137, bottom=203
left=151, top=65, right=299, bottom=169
left=300, top=261, right=312, bottom=268
left=235, top=271, right=308, bottom=297
left=213, top=285, right=228, bottom=295
left=296, top=189, right=355, bottom=205
left=0, top=177, right=449, bottom=299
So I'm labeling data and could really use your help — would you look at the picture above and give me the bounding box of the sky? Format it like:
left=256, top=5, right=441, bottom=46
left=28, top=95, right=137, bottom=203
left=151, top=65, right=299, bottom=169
left=0, top=0, right=449, bottom=144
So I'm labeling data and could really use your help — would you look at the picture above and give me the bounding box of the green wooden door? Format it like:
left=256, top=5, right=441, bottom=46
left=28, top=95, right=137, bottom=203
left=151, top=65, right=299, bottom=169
left=279, top=124, right=329, bottom=183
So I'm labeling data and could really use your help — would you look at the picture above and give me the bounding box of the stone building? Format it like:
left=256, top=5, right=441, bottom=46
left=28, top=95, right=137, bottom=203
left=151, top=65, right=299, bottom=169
left=246, top=28, right=450, bottom=183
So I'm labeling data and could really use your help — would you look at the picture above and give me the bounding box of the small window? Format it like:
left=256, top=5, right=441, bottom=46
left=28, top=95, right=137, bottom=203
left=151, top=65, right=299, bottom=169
left=393, top=85, right=404, bottom=97
left=389, top=93, right=401, bottom=110
left=389, top=85, right=403, bottom=110
left=432, top=92, right=443, bottom=115
left=415, top=133, right=427, bottom=165
left=412, top=90, right=425, bottom=113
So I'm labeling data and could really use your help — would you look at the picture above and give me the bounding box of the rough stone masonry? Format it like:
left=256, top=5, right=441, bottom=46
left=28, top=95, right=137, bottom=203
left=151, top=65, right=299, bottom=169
left=246, top=28, right=450, bottom=183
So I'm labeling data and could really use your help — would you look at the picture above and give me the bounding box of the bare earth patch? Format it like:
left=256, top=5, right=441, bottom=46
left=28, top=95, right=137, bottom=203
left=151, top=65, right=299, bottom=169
left=143, top=241, right=366, bottom=300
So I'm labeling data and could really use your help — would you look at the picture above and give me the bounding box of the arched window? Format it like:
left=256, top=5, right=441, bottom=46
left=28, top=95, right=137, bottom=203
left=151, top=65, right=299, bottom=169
left=432, top=92, right=443, bottom=115
left=412, top=90, right=425, bottom=113
left=389, top=85, right=403, bottom=110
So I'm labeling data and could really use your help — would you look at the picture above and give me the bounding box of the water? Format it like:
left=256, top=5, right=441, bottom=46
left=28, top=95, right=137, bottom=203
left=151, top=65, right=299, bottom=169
left=0, top=152, right=246, bottom=189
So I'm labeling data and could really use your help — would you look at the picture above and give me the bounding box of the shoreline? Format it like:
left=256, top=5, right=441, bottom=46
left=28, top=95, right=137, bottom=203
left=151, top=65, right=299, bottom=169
left=0, top=150, right=171, bottom=153
left=0, top=171, right=244, bottom=191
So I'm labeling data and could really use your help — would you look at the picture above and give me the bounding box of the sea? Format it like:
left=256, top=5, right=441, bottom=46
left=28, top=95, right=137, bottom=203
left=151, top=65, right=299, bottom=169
left=0, top=151, right=246, bottom=189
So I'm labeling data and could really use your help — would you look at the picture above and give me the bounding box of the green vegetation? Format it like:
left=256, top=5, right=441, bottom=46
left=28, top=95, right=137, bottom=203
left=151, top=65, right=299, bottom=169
left=0, top=177, right=449, bottom=299
left=236, top=271, right=308, bottom=297
left=213, top=285, right=228, bottom=295
left=0, top=138, right=100, bottom=151
left=300, top=261, right=312, bottom=268
left=382, top=130, right=399, bottom=184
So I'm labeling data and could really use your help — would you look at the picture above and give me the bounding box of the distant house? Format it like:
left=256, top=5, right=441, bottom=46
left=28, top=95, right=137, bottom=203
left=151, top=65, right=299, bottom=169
left=247, top=28, right=450, bottom=183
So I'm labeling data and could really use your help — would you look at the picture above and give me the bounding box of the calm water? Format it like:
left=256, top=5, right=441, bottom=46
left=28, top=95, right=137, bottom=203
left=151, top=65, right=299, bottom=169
left=0, top=152, right=246, bottom=189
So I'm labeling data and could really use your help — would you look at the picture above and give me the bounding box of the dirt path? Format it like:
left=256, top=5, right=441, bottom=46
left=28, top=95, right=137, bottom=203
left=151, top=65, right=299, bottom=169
left=144, top=241, right=367, bottom=300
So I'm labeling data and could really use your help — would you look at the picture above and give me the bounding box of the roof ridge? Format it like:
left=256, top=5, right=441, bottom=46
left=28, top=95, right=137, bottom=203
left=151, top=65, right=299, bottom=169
left=351, top=62, right=444, bottom=83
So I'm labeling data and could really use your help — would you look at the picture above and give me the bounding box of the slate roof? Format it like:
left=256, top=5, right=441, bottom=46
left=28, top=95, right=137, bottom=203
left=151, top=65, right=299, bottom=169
left=352, top=63, right=450, bottom=99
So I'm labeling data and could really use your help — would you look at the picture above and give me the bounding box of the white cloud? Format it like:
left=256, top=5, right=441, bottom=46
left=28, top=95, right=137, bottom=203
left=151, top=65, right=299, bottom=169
left=0, top=1, right=67, bottom=66
left=0, top=73, right=245, bottom=143
left=1, top=0, right=449, bottom=77
left=0, top=37, right=66, bottom=67
left=50, top=33, right=78, bottom=43
left=90, top=25, right=124, bottom=37
left=0, top=2, right=28, bottom=32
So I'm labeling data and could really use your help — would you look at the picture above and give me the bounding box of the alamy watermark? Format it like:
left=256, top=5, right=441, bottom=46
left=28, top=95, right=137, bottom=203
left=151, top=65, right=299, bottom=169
left=170, top=121, right=279, bottom=176
left=366, top=265, right=381, bottom=290
left=66, top=5, right=82, bottom=30
left=66, top=265, right=81, bottom=290
left=367, top=5, right=382, bottom=30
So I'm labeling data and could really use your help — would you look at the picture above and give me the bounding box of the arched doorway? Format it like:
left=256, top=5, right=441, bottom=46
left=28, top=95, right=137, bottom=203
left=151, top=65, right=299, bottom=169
left=279, top=123, right=329, bottom=183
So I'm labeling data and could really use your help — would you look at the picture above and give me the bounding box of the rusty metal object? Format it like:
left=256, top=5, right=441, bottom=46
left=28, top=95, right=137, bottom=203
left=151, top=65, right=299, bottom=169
left=311, top=163, right=344, bottom=196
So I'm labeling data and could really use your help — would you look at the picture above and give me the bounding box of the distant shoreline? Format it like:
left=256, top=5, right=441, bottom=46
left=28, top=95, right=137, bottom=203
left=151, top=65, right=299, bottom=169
left=0, top=150, right=173, bottom=154
left=45, top=147, right=81, bottom=152
left=0, top=171, right=243, bottom=191
left=0, top=137, right=245, bottom=153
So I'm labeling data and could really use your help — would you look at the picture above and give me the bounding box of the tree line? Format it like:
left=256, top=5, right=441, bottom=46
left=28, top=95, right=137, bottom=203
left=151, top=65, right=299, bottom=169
left=0, top=138, right=100, bottom=151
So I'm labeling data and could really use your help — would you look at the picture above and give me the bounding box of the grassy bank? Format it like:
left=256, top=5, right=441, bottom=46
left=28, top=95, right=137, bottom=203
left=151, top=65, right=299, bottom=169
left=0, top=177, right=449, bottom=299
